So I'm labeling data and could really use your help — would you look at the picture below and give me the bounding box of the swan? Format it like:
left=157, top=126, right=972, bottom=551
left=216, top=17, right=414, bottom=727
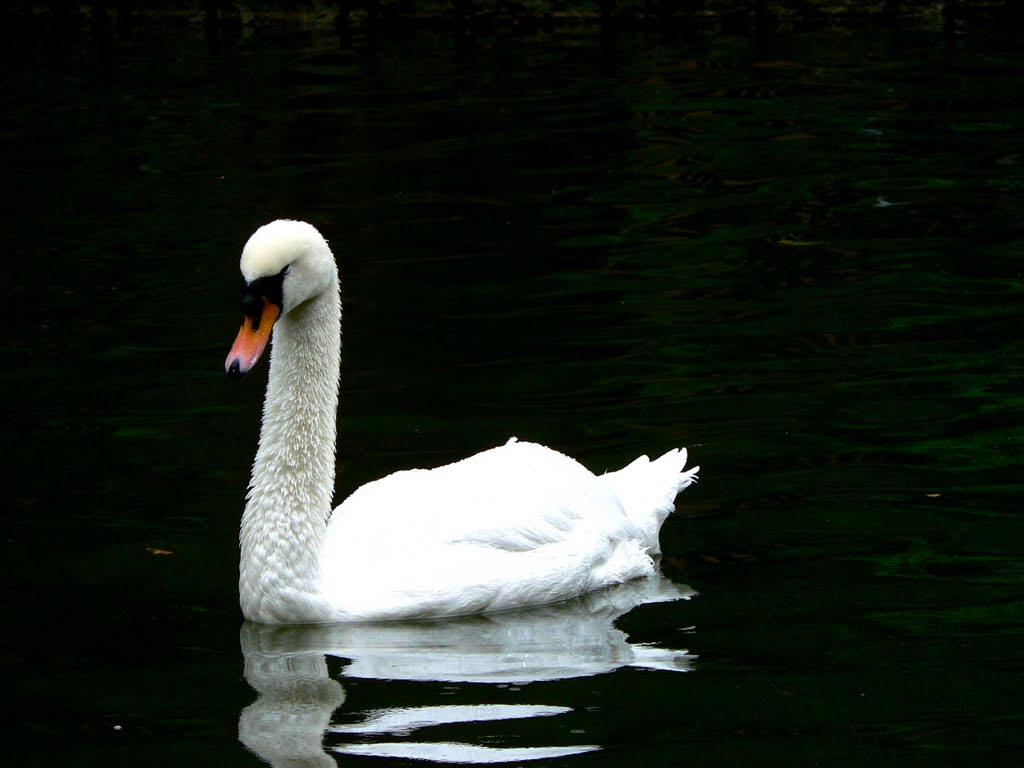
left=225, top=219, right=699, bottom=624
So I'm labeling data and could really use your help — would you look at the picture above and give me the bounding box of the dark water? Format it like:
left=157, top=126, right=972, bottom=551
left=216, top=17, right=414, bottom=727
left=5, top=16, right=1023, bottom=768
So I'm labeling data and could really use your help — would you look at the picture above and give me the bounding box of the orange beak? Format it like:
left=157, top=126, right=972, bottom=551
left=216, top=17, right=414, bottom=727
left=225, top=300, right=281, bottom=378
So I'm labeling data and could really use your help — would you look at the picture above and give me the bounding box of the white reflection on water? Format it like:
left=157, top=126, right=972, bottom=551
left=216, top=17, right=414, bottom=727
left=336, top=741, right=599, bottom=763
left=331, top=704, right=573, bottom=735
left=332, top=705, right=599, bottom=763
left=239, top=574, right=695, bottom=766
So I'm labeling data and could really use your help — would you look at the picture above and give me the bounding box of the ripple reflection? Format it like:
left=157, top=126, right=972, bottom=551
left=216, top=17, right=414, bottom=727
left=239, top=574, right=696, bottom=765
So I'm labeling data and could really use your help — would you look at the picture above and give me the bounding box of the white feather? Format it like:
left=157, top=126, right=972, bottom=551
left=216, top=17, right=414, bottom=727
left=231, top=220, right=699, bottom=624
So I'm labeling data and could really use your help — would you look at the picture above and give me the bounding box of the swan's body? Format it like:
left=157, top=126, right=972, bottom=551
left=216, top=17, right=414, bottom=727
left=226, top=220, right=698, bottom=624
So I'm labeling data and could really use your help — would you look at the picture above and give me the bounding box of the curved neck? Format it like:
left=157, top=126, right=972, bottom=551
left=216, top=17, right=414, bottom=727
left=239, top=280, right=341, bottom=623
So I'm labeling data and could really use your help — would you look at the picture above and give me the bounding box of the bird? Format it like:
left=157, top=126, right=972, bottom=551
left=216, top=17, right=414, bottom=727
left=225, top=219, right=699, bottom=624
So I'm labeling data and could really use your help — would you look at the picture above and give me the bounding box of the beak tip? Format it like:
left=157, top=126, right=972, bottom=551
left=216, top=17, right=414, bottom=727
left=226, top=358, right=245, bottom=379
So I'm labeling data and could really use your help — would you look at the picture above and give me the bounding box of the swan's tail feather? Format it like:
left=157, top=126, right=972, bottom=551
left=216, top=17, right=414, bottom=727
left=600, top=448, right=699, bottom=555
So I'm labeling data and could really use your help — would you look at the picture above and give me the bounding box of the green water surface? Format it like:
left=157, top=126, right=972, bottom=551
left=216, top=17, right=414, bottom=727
left=3, top=17, right=1023, bottom=768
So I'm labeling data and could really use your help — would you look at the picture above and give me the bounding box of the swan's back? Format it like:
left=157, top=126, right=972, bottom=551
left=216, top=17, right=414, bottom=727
left=328, top=440, right=625, bottom=549
left=320, top=440, right=688, bottom=620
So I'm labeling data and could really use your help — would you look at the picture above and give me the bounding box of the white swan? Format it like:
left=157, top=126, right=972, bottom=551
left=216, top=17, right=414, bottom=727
left=225, top=219, right=699, bottom=624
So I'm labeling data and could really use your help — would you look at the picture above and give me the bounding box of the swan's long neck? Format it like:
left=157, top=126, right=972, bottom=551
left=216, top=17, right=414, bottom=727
left=239, top=279, right=341, bottom=623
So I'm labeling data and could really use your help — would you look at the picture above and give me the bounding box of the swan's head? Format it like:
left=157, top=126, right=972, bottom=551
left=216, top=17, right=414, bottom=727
left=225, top=219, right=336, bottom=378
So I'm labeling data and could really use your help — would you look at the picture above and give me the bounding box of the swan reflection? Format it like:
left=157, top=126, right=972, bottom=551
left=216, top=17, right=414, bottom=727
left=239, top=574, right=696, bottom=766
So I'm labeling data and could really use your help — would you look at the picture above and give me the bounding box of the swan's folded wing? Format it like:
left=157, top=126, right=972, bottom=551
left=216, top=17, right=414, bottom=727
left=327, top=441, right=631, bottom=555
left=321, top=442, right=661, bottom=619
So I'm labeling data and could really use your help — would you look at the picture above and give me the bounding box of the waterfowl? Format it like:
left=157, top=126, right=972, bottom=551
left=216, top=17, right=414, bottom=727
left=226, top=219, right=698, bottom=624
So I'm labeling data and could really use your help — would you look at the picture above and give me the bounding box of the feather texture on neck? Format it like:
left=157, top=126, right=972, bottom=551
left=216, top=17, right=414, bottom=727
left=239, top=280, right=341, bottom=623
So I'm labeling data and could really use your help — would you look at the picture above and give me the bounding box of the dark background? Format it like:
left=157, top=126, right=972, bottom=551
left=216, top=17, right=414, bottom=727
left=3, top=4, right=1023, bottom=766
